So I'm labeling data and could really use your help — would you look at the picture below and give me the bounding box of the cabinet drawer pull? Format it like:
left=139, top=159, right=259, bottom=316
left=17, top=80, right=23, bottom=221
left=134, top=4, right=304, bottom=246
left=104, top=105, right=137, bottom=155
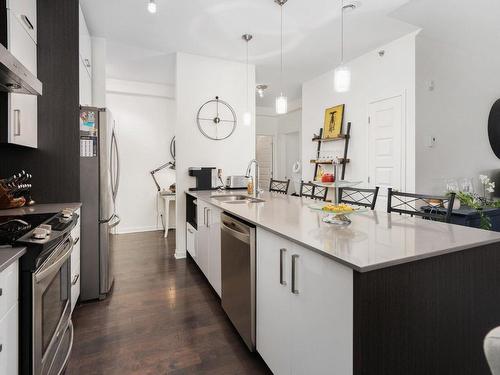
left=206, top=209, right=211, bottom=228
left=72, top=274, right=80, bottom=285
left=21, top=15, right=34, bottom=30
left=0, top=288, right=2, bottom=296
left=279, top=248, right=287, bottom=286
left=291, top=254, right=299, bottom=295
left=13, top=109, right=21, bottom=136
left=0, top=344, right=2, bottom=352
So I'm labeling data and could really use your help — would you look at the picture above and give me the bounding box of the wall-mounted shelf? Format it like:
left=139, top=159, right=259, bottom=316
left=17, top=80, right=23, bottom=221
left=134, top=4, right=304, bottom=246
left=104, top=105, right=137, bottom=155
left=310, top=158, right=350, bottom=164
left=312, top=135, right=347, bottom=142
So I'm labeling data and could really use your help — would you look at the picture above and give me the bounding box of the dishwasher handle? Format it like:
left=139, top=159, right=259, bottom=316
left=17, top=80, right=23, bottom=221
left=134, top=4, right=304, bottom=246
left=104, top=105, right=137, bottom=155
left=221, top=219, right=251, bottom=244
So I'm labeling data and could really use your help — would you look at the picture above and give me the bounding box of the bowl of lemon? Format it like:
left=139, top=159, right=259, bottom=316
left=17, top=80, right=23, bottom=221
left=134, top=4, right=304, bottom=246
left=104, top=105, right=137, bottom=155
left=309, top=203, right=367, bottom=225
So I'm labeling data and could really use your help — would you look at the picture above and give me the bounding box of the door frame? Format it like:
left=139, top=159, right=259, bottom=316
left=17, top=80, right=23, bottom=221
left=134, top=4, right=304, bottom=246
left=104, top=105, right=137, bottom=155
left=366, top=90, right=407, bottom=193
left=256, top=134, right=276, bottom=187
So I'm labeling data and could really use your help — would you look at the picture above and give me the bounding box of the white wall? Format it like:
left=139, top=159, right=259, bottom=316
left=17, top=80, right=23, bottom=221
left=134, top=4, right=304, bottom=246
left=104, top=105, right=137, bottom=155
left=301, top=33, right=417, bottom=192
left=175, top=53, right=256, bottom=258
left=107, top=79, right=176, bottom=234
left=415, top=34, right=500, bottom=194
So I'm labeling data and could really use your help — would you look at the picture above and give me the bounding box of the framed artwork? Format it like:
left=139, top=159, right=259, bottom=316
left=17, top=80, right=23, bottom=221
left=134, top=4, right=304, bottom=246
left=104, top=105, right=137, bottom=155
left=323, top=104, right=344, bottom=139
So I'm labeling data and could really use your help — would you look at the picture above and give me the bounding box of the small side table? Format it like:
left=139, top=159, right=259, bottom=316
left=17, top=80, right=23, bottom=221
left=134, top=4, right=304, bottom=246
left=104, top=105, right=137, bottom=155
left=160, top=192, right=176, bottom=238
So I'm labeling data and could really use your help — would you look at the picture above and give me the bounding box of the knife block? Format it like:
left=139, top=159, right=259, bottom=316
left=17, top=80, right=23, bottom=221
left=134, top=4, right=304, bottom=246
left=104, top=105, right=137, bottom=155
left=0, top=184, right=26, bottom=209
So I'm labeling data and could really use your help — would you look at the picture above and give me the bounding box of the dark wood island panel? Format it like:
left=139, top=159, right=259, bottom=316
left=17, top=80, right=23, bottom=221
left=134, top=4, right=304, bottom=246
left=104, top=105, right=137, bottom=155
left=353, top=242, right=500, bottom=375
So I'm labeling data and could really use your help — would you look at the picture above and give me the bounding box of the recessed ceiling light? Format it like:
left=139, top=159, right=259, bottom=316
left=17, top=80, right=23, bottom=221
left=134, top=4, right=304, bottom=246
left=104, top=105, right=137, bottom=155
left=148, top=0, right=157, bottom=14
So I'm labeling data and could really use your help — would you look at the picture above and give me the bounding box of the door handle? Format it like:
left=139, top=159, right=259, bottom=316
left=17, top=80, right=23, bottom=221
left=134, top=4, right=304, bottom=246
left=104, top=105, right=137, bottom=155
left=13, top=109, right=21, bottom=136
left=21, top=15, right=34, bottom=30
left=280, top=248, right=287, bottom=285
left=291, top=254, right=299, bottom=295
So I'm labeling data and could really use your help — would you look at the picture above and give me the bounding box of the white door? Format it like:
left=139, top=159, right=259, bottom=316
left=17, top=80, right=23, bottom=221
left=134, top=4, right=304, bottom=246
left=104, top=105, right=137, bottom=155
left=256, top=135, right=274, bottom=190
left=256, top=229, right=292, bottom=375
left=284, top=132, right=300, bottom=194
left=368, top=95, right=404, bottom=210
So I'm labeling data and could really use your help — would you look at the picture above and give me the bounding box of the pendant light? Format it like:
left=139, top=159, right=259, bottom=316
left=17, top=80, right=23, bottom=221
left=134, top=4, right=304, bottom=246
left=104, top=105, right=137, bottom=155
left=148, top=0, right=157, bottom=13
left=242, top=34, right=253, bottom=126
left=334, top=0, right=351, bottom=93
left=275, top=0, right=288, bottom=115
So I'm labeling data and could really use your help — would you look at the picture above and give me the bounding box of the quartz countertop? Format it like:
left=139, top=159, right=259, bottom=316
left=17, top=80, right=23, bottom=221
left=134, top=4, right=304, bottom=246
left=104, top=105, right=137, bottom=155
left=0, top=202, right=82, bottom=217
left=187, top=190, right=500, bottom=272
left=0, top=246, right=26, bottom=272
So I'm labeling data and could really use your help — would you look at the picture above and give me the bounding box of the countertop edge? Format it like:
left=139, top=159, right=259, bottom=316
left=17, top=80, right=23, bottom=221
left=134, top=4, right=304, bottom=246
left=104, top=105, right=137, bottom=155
left=0, top=202, right=82, bottom=217
left=187, top=191, right=500, bottom=273
left=0, top=247, right=26, bottom=272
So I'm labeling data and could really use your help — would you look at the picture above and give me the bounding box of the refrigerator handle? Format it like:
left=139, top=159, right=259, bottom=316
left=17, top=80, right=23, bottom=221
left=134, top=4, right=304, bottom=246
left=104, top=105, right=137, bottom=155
left=113, top=128, right=120, bottom=201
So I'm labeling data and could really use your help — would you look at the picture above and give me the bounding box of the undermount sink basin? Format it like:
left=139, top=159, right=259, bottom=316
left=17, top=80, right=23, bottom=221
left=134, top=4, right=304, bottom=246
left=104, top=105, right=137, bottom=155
left=211, top=195, right=249, bottom=201
left=210, top=194, right=265, bottom=204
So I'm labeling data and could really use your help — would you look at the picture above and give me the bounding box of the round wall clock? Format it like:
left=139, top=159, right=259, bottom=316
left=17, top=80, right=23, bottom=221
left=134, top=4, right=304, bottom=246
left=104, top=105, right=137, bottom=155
left=196, top=96, right=237, bottom=140
left=488, top=99, right=500, bottom=159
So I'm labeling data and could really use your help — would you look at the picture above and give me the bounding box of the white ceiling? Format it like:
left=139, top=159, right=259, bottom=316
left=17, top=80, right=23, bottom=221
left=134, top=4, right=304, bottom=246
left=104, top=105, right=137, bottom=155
left=81, top=0, right=494, bottom=107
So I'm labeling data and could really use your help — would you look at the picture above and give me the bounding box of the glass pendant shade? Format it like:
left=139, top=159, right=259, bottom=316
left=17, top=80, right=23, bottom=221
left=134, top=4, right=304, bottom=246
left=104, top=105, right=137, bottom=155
left=275, top=94, right=288, bottom=115
left=243, top=111, right=252, bottom=126
left=334, top=65, right=351, bottom=93
left=148, top=0, right=157, bottom=13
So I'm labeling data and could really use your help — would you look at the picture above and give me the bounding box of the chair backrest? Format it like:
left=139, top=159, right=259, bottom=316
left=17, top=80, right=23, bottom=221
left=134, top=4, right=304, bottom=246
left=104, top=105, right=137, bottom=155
left=269, top=179, right=290, bottom=194
left=387, top=188, right=456, bottom=223
left=339, top=187, right=380, bottom=210
left=300, top=181, right=328, bottom=201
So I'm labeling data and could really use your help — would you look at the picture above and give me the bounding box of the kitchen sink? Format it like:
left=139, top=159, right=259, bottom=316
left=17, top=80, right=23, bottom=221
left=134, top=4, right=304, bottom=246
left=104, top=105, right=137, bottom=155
left=211, top=195, right=249, bottom=201
left=211, top=195, right=265, bottom=204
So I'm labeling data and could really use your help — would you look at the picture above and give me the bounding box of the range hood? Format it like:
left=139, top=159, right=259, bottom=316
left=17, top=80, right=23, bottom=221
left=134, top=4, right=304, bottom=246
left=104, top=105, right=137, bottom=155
left=0, top=42, right=42, bottom=95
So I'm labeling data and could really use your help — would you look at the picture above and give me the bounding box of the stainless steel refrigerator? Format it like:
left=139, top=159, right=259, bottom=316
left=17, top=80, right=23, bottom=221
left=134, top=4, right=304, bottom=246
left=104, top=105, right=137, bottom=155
left=79, top=106, right=121, bottom=301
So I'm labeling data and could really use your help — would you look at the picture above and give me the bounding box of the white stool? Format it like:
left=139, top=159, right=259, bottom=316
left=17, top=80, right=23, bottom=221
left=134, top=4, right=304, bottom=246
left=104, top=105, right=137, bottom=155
left=485, top=327, right=500, bottom=374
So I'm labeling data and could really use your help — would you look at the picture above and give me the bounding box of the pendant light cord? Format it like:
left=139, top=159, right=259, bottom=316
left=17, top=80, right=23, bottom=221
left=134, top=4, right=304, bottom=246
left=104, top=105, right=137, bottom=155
left=340, top=0, right=344, bottom=64
left=280, top=3, right=284, bottom=95
left=246, top=40, right=249, bottom=110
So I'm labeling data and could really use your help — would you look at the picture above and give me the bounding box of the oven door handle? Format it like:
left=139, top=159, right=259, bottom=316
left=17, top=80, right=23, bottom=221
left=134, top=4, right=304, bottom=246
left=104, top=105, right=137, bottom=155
left=34, top=237, right=73, bottom=283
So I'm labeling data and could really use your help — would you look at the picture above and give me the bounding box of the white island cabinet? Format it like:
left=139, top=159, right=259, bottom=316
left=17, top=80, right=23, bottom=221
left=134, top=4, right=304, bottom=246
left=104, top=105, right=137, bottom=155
left=0, top=260, right=19, bottom=375
left=256, top=228, right=353, bottom=375
left=195, top=200, right=222, bottom=296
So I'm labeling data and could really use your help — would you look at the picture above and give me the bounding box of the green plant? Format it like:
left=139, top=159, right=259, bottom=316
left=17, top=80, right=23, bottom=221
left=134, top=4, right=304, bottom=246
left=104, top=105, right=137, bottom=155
left=455, top=191, right=492, bottom=230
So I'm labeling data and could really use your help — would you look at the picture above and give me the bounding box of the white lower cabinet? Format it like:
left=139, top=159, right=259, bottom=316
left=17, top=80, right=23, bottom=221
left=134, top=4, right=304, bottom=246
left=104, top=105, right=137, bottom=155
left=195, top=200, right=222, bottom=297
left=256, top=228, right=354, bottom=375
left=186, top=223, right=197, bottom=259
left=0, top=260, right=19, bottom=375
left=0, top=303, right=19, bottom=375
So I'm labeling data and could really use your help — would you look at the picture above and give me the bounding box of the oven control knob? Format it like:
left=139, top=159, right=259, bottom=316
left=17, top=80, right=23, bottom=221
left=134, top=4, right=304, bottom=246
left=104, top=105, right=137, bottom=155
left=39, top=224, right=52, bottom=234
left=61, top=209, right=73, bottom=219
left=32, top=227, right=49, bottom=240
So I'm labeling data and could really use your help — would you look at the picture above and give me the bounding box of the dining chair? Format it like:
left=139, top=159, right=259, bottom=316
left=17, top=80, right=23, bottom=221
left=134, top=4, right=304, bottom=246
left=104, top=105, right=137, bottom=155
left=339, top=186, right=380, bottom=210
left=387, top=188, right=456, bottom=223
left=269, top=179, right=290, bottom=195
left=300, top=181, right=328, bottom=201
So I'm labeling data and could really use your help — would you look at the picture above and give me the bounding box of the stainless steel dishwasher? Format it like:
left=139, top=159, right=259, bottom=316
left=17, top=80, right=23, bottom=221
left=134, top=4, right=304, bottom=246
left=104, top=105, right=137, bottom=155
left=220, top=212, right=256, bottom=351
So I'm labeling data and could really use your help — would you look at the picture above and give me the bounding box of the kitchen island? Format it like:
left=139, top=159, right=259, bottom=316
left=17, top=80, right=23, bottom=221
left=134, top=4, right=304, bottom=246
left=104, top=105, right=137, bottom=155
left=186, top=190, right=500, bottom=375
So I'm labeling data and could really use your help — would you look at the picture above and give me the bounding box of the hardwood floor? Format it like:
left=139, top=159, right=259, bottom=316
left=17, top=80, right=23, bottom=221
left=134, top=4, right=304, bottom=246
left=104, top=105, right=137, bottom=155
left=66, top=231, right=271, bottom=375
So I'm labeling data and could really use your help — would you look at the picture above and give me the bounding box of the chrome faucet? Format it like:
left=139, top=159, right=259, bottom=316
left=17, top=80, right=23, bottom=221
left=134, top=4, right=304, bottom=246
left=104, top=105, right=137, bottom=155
left=245, top=159, right=260, bottom=197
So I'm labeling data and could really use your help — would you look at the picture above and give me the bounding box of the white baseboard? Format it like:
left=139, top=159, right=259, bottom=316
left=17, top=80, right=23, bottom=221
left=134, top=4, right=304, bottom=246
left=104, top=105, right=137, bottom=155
left=175, top=250, right=187, bottom=259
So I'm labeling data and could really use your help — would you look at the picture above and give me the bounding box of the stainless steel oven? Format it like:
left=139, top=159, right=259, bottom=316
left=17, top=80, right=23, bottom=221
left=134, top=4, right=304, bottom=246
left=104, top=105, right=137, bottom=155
left=15, top=210, right=78, bottom=375
left=33, top=234, right=74, bottom=375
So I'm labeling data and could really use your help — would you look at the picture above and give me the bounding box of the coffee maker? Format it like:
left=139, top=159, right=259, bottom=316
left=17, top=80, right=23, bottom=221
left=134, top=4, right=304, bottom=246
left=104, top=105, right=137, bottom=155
left=188, top=167, right=217, bottom=191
